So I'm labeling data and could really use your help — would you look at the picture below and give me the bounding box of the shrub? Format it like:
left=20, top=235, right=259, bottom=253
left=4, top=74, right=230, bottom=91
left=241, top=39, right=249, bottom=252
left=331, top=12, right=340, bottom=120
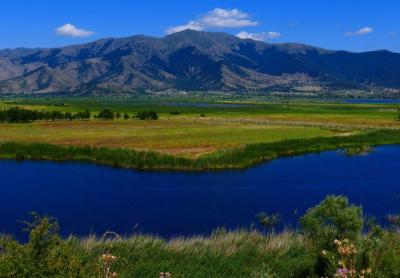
left=136, top=111, right=158, bottom=120
left=96, top=108, right=115, bottom=120
left=0, top=213, right=92, bottom=277
left=256, top=212, right=280, bottom=234
left=300, top=195, right=363, bottom=248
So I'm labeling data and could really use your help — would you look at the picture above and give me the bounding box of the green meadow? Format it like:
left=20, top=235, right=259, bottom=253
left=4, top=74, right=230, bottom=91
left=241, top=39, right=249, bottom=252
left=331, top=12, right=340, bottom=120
left=0, top=96, right=399, bottom=167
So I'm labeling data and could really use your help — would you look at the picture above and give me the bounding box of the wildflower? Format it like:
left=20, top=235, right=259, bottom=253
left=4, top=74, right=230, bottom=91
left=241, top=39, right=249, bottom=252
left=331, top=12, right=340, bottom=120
left=335, top=268, right=349, bottom=278
left=101, top=253, right=117, bottom=262
left=101, top=253, right=118, bottom=278
left=160, top=272, right=172, bottom=278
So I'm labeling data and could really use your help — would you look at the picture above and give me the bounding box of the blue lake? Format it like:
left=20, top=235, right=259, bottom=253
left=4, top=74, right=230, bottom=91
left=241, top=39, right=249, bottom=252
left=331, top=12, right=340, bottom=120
left=344, top=99, right=400, bottom=104
left=1, top=146, right=400, bottom=240
left=163, top=102, right=251, bottom=108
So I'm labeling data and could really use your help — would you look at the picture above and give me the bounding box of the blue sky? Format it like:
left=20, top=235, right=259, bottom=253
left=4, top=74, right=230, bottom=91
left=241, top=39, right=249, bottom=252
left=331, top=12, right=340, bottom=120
left=1, top=0, right=399, bottom=52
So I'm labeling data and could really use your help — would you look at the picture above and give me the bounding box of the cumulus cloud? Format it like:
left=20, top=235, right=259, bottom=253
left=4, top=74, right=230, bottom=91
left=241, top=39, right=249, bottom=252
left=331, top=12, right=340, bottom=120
left=201, top=8, right=259, bottom=28
left=345, top=27, right=373, bottom=36
left=56, top=23, right=94, bottom=37
left=236, top=31, right=281, bottom=41
left=166, top=8, right=259, bottom=34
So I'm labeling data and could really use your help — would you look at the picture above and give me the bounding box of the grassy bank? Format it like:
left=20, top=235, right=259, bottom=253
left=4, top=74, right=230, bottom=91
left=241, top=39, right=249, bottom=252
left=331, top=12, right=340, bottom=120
left=2, top=196, right=400, bottom=277
left=0, top=129, right=399, bottom=171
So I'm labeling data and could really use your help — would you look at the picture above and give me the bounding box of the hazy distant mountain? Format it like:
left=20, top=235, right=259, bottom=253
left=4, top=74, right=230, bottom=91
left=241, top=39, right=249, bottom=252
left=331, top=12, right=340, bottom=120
left=1, top=30, right=400, bottom=94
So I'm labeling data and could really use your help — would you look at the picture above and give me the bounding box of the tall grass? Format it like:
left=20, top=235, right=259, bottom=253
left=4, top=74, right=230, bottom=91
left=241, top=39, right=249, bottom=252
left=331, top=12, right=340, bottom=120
left=2, top=197, right=400, bottom=277
left=0, top=129, right=399, bottom=170
left=3, top=227, right=400, bottom=277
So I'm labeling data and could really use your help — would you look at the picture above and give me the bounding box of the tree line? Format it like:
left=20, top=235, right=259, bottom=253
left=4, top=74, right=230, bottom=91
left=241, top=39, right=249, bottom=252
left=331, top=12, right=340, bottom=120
left=0, top=107, right=91, bottom=123
left=0, top=107, right=158, bottom=123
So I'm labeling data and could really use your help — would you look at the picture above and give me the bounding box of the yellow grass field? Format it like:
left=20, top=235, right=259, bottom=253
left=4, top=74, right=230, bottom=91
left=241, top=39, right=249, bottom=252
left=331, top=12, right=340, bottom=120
left=0, top=119, right=343, bottom=157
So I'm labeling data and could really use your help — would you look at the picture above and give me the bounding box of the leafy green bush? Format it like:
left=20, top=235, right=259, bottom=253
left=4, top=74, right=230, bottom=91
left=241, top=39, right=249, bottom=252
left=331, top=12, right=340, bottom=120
left=0, top=213, right=92, bottom=277
left=300, top=195, right=363, bottom=248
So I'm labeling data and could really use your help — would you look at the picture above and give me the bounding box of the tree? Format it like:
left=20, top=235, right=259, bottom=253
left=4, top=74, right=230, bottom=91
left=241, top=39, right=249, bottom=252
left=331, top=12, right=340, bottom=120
left=136, top=111, right=158, bottom=120
left=123, top=113, right=130, bottom=120
left=65, top=112, right=73, bottom=121
left=148, top=110, right=158, bottom=120
left=97, top=109, right=114, bottom=120
left=300, top=195, right=363, bottom=248
left=72, top=109, right=91, bottom=120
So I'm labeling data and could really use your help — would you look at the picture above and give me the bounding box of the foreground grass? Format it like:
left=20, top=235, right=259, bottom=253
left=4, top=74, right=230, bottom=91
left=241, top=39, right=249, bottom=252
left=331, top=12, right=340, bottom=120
left=0, top=229, right=323, bottom=277
left=0, top=129, right=399, bottom=170
left=66, top=231, right=400, bottom=277
left=2, top=195, right=400, bottom=277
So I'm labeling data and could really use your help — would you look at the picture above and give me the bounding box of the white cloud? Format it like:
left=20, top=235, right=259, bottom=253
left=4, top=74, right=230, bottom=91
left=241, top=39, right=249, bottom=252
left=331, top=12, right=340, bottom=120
left=166, top=8, right=259, bottom=34
left=345, top=27, right=373, bottom=36
left=236, top=31, right=281, bottom=41
left=201, top=8, right=259, bottom=28
left=165, top=21, right=203, bottom=35
left=56, top=23, right=94, bottom=37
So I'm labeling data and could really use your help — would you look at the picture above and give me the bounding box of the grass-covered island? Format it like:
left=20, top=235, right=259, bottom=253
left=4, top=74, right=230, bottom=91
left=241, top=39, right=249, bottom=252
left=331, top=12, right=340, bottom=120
left=1, top=196, right=400, bottom=277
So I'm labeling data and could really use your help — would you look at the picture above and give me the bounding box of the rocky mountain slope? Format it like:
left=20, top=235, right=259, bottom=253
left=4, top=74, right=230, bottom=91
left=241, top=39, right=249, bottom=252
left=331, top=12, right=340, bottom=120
left=1, top=30, right=400, bottom=94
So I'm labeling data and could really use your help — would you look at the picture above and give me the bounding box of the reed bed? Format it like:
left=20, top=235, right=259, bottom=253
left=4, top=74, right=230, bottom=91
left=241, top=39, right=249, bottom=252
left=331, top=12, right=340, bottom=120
left=0, top=129, right=399, bottom=171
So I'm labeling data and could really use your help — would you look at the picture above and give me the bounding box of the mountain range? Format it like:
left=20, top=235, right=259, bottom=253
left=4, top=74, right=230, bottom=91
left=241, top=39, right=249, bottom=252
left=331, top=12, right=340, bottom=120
left=1, top=30, right=400, bottom=94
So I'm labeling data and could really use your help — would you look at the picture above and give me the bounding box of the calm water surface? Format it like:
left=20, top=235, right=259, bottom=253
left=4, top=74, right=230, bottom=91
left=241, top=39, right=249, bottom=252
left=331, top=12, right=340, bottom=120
left=1, top=146, right=399, bottom=239
left=344, top=99, right=400, bottom=104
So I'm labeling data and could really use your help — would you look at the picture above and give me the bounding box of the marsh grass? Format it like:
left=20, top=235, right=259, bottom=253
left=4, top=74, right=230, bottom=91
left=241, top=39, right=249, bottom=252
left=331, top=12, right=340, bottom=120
left=0, top=129, right=399, bottom=170
left=5, top=227, right=400, bottom=277
left=73, top=230, right=313, bottom=277
left=3, top=197, right=400, bottom=277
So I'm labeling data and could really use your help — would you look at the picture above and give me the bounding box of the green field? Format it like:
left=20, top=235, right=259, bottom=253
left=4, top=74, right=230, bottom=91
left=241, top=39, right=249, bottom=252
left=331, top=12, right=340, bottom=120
left=0, top=97, right=399, bottom=167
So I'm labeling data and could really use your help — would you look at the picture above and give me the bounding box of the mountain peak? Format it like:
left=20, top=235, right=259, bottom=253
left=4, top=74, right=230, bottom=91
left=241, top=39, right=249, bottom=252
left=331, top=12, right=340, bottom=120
left=1, top=31, right=400, bottom=94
